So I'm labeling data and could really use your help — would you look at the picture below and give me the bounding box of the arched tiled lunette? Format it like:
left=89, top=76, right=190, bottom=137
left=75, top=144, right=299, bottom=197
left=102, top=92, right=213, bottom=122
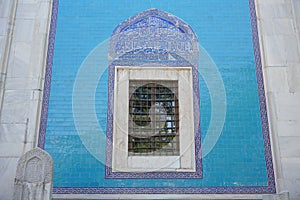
left=106, top=8, right=202, bottom=179
left=108, top=8, right=199, bottom=65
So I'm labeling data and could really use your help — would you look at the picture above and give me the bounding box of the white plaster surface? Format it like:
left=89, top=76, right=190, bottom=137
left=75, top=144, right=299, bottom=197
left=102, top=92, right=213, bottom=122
left=0, top=123, right=27, bottom=142
left=274, top=93, right=300, bottom=120
left=292, top=0, right=300, bottom=43
left=277, top=120, right=300, bottom=137
left=0, top=1, right=13, bottom=18
left=264, top=35, right=300, bottom=66
left=258, top=2, right=292, bottom=19
left=0, top=35, right=5, bottom=62
left=278, top=137, right=300, bottom=158
left=287, top=63, right=300, bottom=93
left=0, top=158, right=19, bottom=200
left=4, top=77, right=41, bottom=90
left=281, top=158, right=300, bottom=199
left=0, top=18, right=8, bottom=35
left=15, top=2, right=38, bottom=19
left=0, top=0, right=13, bottom=72
left=14, top=19, right=35, bottom=43
left=264, top=67, right=289, bottom=93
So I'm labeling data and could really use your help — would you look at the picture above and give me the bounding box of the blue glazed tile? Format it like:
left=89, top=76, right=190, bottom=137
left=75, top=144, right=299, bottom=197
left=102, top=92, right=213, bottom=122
left=39, top=0, right=275, bottom=194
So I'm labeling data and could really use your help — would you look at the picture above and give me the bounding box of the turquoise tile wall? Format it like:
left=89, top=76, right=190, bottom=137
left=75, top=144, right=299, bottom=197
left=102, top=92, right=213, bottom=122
left=43, top=0, right=272, bottom=191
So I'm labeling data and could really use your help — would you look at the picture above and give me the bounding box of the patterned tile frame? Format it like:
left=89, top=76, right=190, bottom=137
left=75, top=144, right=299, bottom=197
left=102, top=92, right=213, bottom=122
left=38, top=0, right=58, bottom=149
left=38, top=0, right=276, bottom=194
left=105, top=8, right=202, bottom=179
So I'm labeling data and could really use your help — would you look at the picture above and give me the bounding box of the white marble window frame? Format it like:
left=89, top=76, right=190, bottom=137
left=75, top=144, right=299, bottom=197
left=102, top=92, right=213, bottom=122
left=112, top=66, right=195, bottom=172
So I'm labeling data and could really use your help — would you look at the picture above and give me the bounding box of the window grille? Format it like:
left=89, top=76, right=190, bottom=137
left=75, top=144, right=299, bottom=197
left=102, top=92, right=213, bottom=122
left=128, top=80, right=179, bottom=156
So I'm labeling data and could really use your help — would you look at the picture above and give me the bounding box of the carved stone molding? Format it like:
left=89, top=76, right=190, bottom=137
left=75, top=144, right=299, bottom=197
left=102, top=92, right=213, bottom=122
left=13, top=148, right=53, bottom=200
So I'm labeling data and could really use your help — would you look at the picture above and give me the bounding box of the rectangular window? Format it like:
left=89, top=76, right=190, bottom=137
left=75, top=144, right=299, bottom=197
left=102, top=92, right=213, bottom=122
left=128, top=80, right=179, bottom=156
left=112, top=66, right=195, bottom=172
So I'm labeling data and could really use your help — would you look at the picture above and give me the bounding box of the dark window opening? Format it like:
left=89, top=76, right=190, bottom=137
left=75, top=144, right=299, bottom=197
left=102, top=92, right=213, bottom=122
left=128, top=80, right=179, bottom=156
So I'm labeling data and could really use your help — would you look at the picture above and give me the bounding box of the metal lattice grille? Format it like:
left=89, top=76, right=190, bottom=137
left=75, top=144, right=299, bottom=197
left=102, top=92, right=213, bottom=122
left=128, top=80, right=179, bottom=156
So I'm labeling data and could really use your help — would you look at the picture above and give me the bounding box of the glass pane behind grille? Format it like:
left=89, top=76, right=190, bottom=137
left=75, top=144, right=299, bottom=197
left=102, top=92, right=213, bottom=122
left=128, top=80, right=179, bottom=156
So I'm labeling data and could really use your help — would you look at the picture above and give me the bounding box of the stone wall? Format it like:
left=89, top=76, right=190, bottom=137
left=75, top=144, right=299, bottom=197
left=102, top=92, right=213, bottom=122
left=0, top=0, right=52, bottom=199
left=256, top=0, right=300, bottom=199
left=0, top=0, right=299, bottom=199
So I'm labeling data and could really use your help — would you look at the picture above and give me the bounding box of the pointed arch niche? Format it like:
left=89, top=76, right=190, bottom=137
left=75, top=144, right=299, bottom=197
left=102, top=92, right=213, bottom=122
left=105, top=8, right=202, bottom=179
